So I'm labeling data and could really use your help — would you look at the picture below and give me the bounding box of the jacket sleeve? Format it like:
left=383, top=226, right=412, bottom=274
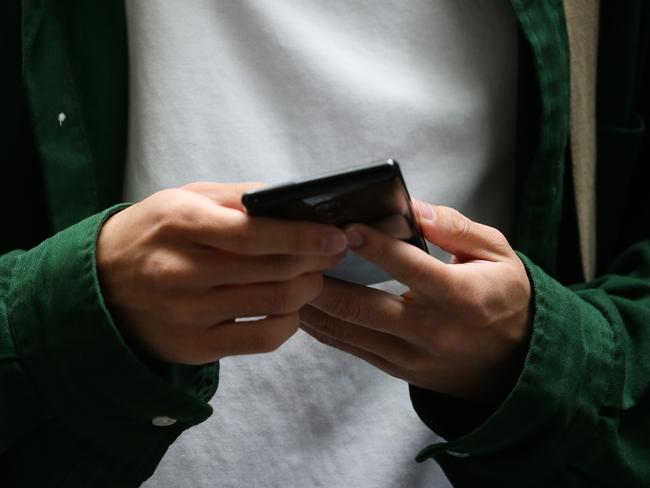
left=409, top=243, right=650, bottom=487
left=411, top=2, right=650, bottom=484
left=0, top=205, right=219, bottom=487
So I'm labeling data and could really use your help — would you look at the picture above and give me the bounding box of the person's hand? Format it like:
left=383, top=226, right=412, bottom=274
left=300, top=201, right=532, bottom=401
left=97, top=182, right=347, bottom=365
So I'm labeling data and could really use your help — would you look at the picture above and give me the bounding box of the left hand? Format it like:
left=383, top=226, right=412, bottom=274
left=300, top=201, right=533, bottom=402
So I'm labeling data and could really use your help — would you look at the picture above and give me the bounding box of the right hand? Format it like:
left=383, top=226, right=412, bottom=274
left=96, top=182, right=348, bottom=365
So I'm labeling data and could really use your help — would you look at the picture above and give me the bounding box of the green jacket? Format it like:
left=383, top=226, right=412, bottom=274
left=1, top=0, right=648, bottom=486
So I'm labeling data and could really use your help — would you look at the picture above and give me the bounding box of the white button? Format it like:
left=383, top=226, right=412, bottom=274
left=152, top=416, right=177, bottom=427
left=447, top=451, right=470, bottom=458
left=58, top=112, right=66, bottom=126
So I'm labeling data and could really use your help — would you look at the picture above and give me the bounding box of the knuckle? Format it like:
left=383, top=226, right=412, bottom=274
left=269, top=256, right=301, bottom=280
left=229, top=218, right=258, bottom=253
left=154, top=191, right=197, bottom=232
left=410, top=256, right=432, bottom=286
left=241, top=180, right=266, bottom=191
left=445, top=207, right=472, bottom=239
left=277, top=275, right=322, bottom=312
left=290, top=229, right=307, bottom=254
left=330, top=295, right=363, bottom=323
left=489, top=228, right=514, bottom=256
left=143, top=251, right=185, bottom=285
left=265, top=283, right=291, bottom=314
left=314, top=316, right=341, bottom=340
left=152, top=188, right=182, bottom=206
left=490, top=227, right=508, bottom=245
left=180, top=181, right=214, bottom=194
left=286, top=257, right=308, bottom=278
left=366, top=240, right=389, bottom=264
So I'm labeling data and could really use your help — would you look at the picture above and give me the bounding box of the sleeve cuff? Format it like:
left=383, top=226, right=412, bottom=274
left=410, top=253, right=615, bottom=481
left=7, top=205, right=219, bottom=461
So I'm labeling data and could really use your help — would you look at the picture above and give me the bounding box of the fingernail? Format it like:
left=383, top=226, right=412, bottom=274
left=419, top=203, right=435, bottom=221
left=345, top=227, right=365, bottom=248
left=322, top=231, right=347, bottom=253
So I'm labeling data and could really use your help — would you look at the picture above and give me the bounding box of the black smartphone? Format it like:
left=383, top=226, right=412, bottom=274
left=242, top=159, right=428, bottom=285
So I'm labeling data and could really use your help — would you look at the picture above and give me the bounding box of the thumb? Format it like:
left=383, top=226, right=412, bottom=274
left=413, top=200, right=513, bottom=262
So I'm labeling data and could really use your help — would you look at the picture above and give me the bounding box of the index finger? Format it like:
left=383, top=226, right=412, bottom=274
left=344, top=223, right=449, bottom=290
left=188, top=203, right=349, bottom=256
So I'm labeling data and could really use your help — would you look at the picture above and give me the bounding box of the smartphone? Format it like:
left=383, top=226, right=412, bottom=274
left=242, top=159, right=428, bottom=285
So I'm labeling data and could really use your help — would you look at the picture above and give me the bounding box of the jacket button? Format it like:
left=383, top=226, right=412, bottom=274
left=152, top=416, right=177, bottom=427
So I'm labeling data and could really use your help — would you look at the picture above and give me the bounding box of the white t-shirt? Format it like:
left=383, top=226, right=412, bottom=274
left=124, top=1, right=518, bottom=486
